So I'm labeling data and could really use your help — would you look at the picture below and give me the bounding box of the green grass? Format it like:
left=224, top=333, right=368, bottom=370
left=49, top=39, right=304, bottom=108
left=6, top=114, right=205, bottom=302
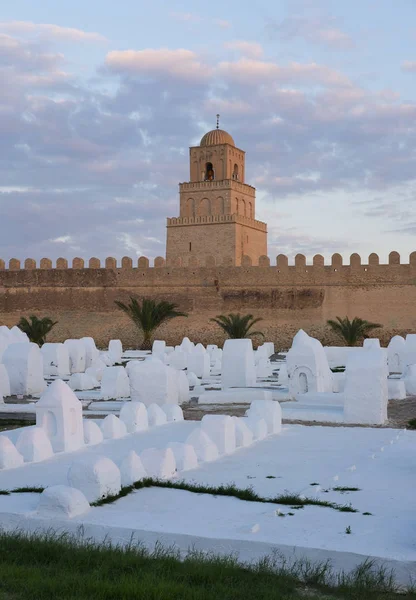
left=90, top=477, right=360, bottom=513
left=333, top=487, right=361, bottom=493
left=0, top=531, right=412, bottom=600
left=408, top=418, right=416, bottom=430
left=0, top=486, right=45, bottom=496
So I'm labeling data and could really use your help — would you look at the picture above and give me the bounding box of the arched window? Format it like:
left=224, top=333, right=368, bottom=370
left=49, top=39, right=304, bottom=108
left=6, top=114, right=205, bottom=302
left=204, top=162, right=215, bottom=181
left=248, top=202, right=253, bottom=218
left=232, top=164, right=239, bottom=180
left=241, top=199, right=246, bottom=216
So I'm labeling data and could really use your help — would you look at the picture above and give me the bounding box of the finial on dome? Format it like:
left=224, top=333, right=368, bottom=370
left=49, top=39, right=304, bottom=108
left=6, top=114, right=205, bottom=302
left=216, top=114, right=220, bottom=129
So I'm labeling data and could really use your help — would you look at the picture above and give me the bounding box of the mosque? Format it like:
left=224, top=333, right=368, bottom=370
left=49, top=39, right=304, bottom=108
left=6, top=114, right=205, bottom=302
left=166, top=117, right=268, bottom=267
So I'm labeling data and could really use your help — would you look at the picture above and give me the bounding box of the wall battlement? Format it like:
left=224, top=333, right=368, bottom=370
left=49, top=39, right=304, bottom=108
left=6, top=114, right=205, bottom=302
left=1, top=250, right=415, bottom=273
left=166, top=214, right=267, bottom=231
left=1, top=250, right=416, bottom=349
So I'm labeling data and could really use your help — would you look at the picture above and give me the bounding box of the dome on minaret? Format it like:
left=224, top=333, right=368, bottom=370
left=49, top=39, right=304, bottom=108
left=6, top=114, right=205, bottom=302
left=200, top=129, right=235, bottom=147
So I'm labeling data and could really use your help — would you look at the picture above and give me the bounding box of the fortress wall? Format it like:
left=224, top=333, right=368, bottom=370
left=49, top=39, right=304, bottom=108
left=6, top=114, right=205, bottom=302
left=1, top=252, right=416, bottom=348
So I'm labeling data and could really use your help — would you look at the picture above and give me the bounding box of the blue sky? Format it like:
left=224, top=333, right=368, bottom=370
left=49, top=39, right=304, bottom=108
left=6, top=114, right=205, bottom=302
left=0, top=0, right=415, bottom=265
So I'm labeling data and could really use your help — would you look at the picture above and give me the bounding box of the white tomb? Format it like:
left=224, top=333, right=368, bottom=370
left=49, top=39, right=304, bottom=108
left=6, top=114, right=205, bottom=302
left=344, top=350, right=388, bottom=425
left=101, top=414, right=127, bottom=439
left=286, top=330, right=332, bottom=398
left=119, top=402, right=149, bottom=433
left=246, top=400, right=282, bottom=434
left=363, top=338, right=381, bottom=349
left=140, top=447, right=176, bottom=479
left=83, top=420, right=104, bottom=445
left=187, top=349, right=210, bottom=379
left=246, top=415, right=268, bottom=440
left=405, top=334, right=416, bottom=367
left=2, top=342, right=45, bottom=396
left=221, top=339, right=256, bottom=389
left=147, top=403, right=167, bottom=427
left=120, top=450, right=147, bottom=486
left=41, top=343, right=70, bottom=378
left=16, top=427, right=54, bottom=462
left=169, top=348, right=188, bottom=371
left=129, top=359, right=179, bottom=405
left=101, top=366, right=130, bottom=400
left=187, top=372, right=199, bottom=387
left=81, top=337, right=100, bottom=368
left=404, top=365, right=416, bottom=395
left=186, top=428, right=219, bottom=462
left=64, top=340, right=86, bottom=374
left=152, top=340, right=166, bottom=359
left=387, top=336, right=406, bottom=374
left=232, top=417, right=254, bottom=447
left=68, top=456, right=121, bottom=502
left=36, top=379, right=84, bottom=453
left=167, top=442, right=198, bottom=471
left=387, top=378, right=406, bottom=400
left=37, top=485, right=90, bottom=518
left=161, top=404, right=184, bottom=422
left=108, top=340, right=123, bottom=364
left=0, top=435, right=24, bottom=469
left=69, top=372, right=98, bottom=391
left=176, top=370, right=190, bottom=404
left=0, top=364, right=11, bottom=398
left=201, top=415, right=236, bottom=455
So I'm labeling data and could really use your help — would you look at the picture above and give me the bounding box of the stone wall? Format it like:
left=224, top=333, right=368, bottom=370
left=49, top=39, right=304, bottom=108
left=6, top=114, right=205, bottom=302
left=1, top=251, right=415, bottom=349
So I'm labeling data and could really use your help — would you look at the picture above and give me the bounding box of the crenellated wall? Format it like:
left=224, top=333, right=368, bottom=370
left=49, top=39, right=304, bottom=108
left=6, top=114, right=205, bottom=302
left=1, top=251, right=416, bottom=348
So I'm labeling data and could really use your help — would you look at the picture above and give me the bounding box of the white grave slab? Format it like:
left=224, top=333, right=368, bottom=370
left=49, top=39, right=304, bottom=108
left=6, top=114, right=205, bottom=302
left=41, top=343, right=70, bottom=378
left=101, top=366, right=130, bottom=400
left=221, top=339, right=256, bottom=389
left=2, top=342, right=45, bottom=396
left=36, top=379, right=84, bottom=453
left=201, top=415, right=236, bottom=455
left=119, top=402, right=148, bottom=433
left=67, top=456, right=121, bottom=503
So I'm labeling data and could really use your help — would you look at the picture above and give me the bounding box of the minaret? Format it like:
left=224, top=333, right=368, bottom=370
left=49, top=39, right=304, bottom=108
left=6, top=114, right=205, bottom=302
left=166, top=120, right=267, bottom=266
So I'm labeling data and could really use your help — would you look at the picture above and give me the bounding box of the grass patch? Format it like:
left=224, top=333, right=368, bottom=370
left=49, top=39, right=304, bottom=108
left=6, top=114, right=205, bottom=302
left=0, top=531, right=411, bottom=599
left=0, top=486, right=46, bottom=496
left=363, top=512, right=373, bottom=516
left=309, top=482, right=320, bottom=486
left=331, top=366, right=345, bottom=373
left=265, top=475, right=276, bottom=479
left=408, top=418, right=416, bottom=430
left=91, top=477, right=359, bottom=513
left=333, top=486, right=361, bottom=492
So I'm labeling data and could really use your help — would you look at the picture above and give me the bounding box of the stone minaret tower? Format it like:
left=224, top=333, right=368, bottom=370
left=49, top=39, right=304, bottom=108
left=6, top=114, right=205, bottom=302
left=166, top=118, right=267, bottom=266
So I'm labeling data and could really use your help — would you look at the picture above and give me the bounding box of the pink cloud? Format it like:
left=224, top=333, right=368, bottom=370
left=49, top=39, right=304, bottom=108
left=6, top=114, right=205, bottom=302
left=0, top=21, right=106, bottom=42
left=217, top=58, right=352, bottom=87
left=105, top=48, right=211, bottom=81
left=224, top=40, right=263, bottom=58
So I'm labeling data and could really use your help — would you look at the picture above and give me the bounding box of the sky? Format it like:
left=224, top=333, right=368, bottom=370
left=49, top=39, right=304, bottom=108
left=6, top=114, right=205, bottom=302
left=1, top=0, right=416, bottom=265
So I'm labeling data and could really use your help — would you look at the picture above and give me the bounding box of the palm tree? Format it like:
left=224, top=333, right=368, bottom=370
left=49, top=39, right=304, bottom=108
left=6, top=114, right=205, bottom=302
left=18, top=315, right=57, bottom=347
left=210, top=313, right=264, bottom=340
left=327, top=316, right=382, bottom=347
left=115, top=297, right=188, bottom=350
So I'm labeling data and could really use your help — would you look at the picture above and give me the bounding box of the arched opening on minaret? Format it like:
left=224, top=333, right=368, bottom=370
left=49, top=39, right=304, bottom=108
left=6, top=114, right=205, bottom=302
left=204, top=162, right=215, bottom=181
left=232, top=164, right=239, bottom=180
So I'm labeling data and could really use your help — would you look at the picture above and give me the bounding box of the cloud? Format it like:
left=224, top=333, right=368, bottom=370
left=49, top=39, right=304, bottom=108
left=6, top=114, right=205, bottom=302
left=217, top=59, right=352, bottom=87
left=267, top=16, right=354, bottom=49
left=0, top=21, right=106, bottom=42
left=1, top=34, right=416, bottom=263
left=224, top=40, right=263, bottom=59
left=105, top=48, right=211, bottom=82
left=402, top=61, right=416, bottom=72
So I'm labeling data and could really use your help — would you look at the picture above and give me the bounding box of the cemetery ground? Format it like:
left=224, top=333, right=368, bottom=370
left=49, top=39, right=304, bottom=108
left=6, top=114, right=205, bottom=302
left=0, top=531, right=415, bottom=600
